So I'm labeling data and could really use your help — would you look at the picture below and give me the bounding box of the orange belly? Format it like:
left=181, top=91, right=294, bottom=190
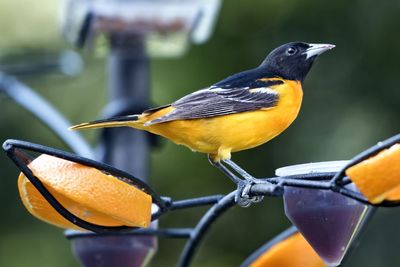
left=140, top=80, right=303, bottom=161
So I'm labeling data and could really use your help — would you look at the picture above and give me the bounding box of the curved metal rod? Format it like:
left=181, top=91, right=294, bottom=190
left=169, top=195, right=225, bottom=210
left=0, top=72, right=94, bottom=159
left=65, top=228, right=194, bottom=239
left=177, top=191, right=236, bottom=267
left=250, top=173, right=388, bottom=207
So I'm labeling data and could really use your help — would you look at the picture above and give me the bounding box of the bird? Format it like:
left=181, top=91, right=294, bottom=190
left=70, top=42, right=334, bottom=206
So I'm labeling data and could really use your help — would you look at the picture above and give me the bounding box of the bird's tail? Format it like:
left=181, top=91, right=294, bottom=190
left=69, top=115, right=141, bottom=131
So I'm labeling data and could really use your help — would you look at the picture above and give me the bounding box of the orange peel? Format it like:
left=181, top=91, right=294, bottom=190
left=250, top=232, right=326, bottom=267
left=18, top=154, right=152, bottom=230
left=346, top=143, right=400, bottom=204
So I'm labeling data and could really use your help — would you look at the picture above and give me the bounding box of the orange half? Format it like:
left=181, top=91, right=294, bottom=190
left=346, top=143, right=400, bottom=204
left=18, top=154, right=152, bottom=230
left=250, top=232, right=326, bottom=267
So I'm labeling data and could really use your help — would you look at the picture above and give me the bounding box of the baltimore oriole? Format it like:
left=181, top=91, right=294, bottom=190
left=71, top=42, right=334, bottom=205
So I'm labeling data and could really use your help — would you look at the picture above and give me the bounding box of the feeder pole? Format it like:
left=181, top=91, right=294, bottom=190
left=101, top=33, right=151, bottom=178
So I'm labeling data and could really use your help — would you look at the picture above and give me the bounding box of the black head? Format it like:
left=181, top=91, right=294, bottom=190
left=261, top=42, right=335, bottom=82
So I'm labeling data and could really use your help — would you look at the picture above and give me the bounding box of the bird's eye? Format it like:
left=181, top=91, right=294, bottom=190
left=286, top=47, right=297, bottom=56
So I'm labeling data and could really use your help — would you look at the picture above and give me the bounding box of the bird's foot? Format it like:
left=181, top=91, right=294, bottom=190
left=235, top=179, right=264, bottom=207
left=208, top=155, right=264, bottom=206
left=222, top=159, right=258, bottom=182
left=208, top=155, right=243, bottom=184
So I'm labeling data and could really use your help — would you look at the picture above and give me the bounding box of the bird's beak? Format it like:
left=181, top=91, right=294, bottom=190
left=303, top=43, right=335, bottom=59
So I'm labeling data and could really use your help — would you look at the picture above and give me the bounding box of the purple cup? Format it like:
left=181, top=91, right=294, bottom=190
left=66, top=221, right=158, bottom=267
left=277, top=161, right=371, bottom=266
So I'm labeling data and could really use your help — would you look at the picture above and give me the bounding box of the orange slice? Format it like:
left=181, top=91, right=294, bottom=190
left=346, top=143, right=400, bottom=204
left=18, top=154, right=152, bottom=230
left=250, top=232, right=326, bottom=267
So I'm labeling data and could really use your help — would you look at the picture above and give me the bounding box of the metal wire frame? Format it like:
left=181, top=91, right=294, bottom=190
left=248, top=133, right=400, bottom=208
left=4, top=133, right=400, bottom=266
left=0, top=138, right=323, bottom=266
left=175, top=133, right=400, bottom=267
left=177, top=178, right=366, bottom=267
left=177, top=191, right=237, bottom=267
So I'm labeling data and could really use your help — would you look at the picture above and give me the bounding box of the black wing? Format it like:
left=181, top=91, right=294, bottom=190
left=145, top=86, right=280, bottom=125
left=144, top=67, right=283, bottom=125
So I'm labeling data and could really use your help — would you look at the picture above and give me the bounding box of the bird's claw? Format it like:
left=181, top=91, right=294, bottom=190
left=235, top=180, right=264, bottom=207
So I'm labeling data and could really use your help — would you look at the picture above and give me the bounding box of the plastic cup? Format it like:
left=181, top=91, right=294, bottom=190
left=66, top=221, right=158, bottom=267
left=277, top=161, right=370, bottom=266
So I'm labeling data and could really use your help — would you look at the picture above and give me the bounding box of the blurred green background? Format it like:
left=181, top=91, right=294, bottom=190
left=1, top=0, right=400, bottom=266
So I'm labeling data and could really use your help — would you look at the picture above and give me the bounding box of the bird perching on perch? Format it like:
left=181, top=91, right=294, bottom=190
left=71, top=42, right=335, bottom=206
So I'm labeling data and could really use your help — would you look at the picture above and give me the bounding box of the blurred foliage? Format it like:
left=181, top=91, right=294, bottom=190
left=0, top=0, right=62, bottom=53
left=1, top=0, right=400, bottom=266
